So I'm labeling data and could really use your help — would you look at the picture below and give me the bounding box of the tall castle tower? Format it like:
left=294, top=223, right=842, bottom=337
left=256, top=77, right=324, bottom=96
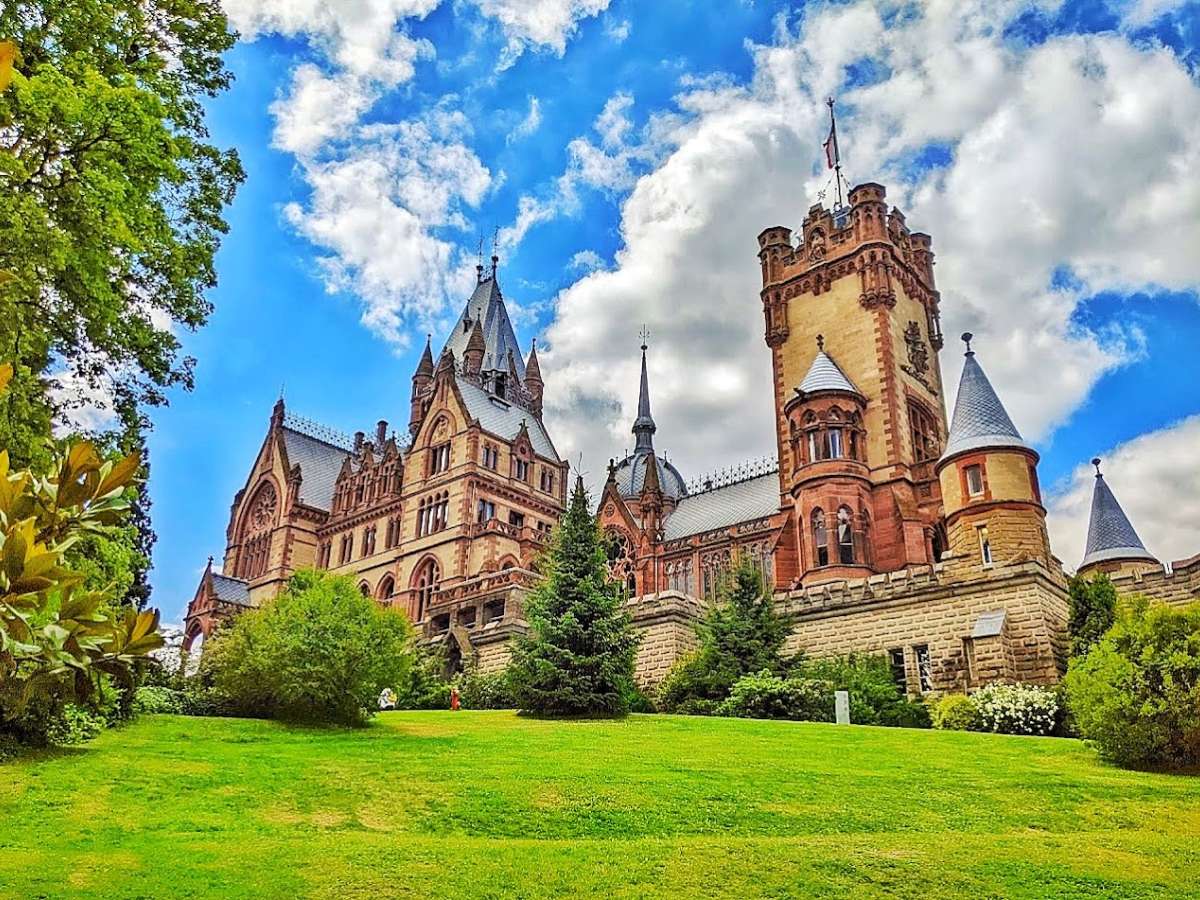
left=758, top=183, right=948, bottom=582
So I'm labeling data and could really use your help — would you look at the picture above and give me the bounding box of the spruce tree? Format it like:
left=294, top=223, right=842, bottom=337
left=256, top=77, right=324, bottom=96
left=508, top=476, right=639, bottom=716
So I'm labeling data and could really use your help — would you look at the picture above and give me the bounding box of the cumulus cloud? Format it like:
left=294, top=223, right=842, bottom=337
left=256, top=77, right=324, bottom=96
left=1047, top=416, right=1200, bottom=571
left=569, top=249, right=605, bottom=272
left=469, top=0, right=611, bottom=69
left=530, top=0, right=1200, bottom=496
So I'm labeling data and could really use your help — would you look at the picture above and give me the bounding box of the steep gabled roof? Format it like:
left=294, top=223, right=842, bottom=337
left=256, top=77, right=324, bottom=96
left=279, top=424, right=352, bottom=511
left=1081, top=467, right=1156, bottom=568
left=211, top=572, right=252, bottom=607
left=798, top=348, right=861, bottom=395
left=662, top=471, right=779, bottom=541
left=455, top=375, right=559, bottom=461
left=443, top=274, right=526, bottom=379
left=941, top=341, right=1031, bottom=461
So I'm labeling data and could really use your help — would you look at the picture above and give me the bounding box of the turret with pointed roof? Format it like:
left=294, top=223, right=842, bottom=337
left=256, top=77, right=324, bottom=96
left=525, top=339, right=544, bottom=417
left=936, top=334, right=1050, bottom=570
left=1078, top=458, right=1157, bottom=576
left=611, top=338, right=687, bottom=506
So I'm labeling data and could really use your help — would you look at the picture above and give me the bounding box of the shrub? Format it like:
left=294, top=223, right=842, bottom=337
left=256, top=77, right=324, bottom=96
left=972, top=682, right=1058, bottom=736
left=1069, top=574, right=1118, bottom=658
left=717, top=671, right=832, bottom=722
left=44, top=704, right=106, bottom=745
left=932, top=693, right=979, bottom=731
left=625, top=686, right=656, bottom=714
left=657, top=556, right=793, bottom=712
left=797, top=655, right=931, bottom=728
left=455, top=668, right=515, bottom=710
left=395, top=644, right=451, bottom=710
left=206, top=569, right=414, bottom=725
left=0, top=403, right=164, bottom=746
left=133, top=686, right=184, bottom=715
left=1065, top=598, right=1200, bottom=769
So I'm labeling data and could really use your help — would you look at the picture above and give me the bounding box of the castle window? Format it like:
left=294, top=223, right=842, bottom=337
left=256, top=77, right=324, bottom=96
left=339, top=534, right=352, bottom=565
left=412, top=558, right=439, bottom=622
left=965, top=464, right=984, bottom=497
left=429, top=442, right=451, bottom=476
left=508, top=511, right=525, bottom=529
left=914, top=644, right=933, bottom=693
left=358, top=581, right=370, bottom=597
left=477, top=498, right=496, bottom=523
left=482, top=444, right=499, bottom=470
left=828, top=428, right=844, bottom=459
left=888, top=648, right=907, bottom=691
left=812, top=508, right=829, bottom=567
left=377, top=575, right=395, bottom=600
left=807, top=431, right=820, bottom=463
left=666, top=557, right=694, bottom=594
left=355, top=483, right=364, bottom=504
left=514, top=459, right=530, bottom=482
left=539, top=469, right=555, bottom=493
left=909, top=401, right=940, bottom=462
left=494, top=373, right=507, bottom=400
left=418, top=492, right=449, bottom=536
left=977, top=524, right=993, bottom=567
left=837, top=506, right=855, bottom=564
left=483, top=598, right=505, bottom=623
left=1028, top=463, right=1042, bottom=504
left=931, top=522, right=948, bottom=562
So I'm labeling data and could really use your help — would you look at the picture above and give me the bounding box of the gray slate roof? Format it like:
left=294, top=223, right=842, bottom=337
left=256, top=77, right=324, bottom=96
left=211, top=572, right=251, bottom=607
left=798, top=349, right=861, bottom=395
left=614, top=452, right=688, bottom=502
left=1081, top=474, right=1156, bottom=568
left=442, top=275, right=527, bottom=379
left=941, top=353, right=1030, bottom=461
left=971, top=609, right=1006, bottom=638
left=663, top=471, right=779, bottom=541
left=280, top=427, right=351, bottom=511
left=455, top=375, right=559, bottom=461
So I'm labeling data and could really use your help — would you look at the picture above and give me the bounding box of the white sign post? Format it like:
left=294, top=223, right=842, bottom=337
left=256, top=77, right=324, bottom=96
left=835, top=690, right=850, bottom=725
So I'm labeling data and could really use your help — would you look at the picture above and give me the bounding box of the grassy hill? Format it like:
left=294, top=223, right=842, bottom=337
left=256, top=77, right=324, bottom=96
left=2, top=711, right=1198, bottom=899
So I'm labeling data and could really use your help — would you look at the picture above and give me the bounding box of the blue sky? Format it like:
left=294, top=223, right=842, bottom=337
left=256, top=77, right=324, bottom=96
left=142, top=0, right=1200, bottom=624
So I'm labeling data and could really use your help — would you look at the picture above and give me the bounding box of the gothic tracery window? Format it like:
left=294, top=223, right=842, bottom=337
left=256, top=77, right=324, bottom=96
left=605, top=528, right=637, bottom=595
left=413, top=558, right=440, bottom=622
left=909, top=400, right=940, bottom=463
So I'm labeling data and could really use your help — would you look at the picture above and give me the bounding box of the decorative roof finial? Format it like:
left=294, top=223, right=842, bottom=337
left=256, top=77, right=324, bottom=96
left=490, top=226, right=500, bottom=274
left=961, top=332, right=974, bottom=356
left=1092, top=457, right=1102, bottom=477
left=639, top=324, right=650, bottom=352
left=816, top=334, right=825, bottom=352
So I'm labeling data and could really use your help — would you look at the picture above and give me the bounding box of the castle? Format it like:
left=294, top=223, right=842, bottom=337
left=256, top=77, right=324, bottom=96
left=184, top=182, right=1200, bottom=692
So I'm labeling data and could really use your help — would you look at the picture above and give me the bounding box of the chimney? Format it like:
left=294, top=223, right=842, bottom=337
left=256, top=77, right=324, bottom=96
left=353, top=431, right=364, bottom=454
left=375, top=419, right=388, bottom=447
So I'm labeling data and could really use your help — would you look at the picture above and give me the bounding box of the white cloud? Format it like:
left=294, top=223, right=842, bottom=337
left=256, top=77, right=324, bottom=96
left=530, top=0, right=1200, bottom=495
left=270, top=65, right=380, bottom=157
left=605, top=17, right=631, bottom=43
left=506, top=95, right=543, bottom=144
left=468, top=0, right=611, bottom=69
left=569, top=249, right=605, bottom=272
left=1047, top=415, right=1200, bottom=571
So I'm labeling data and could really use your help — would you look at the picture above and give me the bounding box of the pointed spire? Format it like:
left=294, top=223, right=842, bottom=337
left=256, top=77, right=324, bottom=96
left=525, top=338, right=543, bottom=384
left=464, top=318, right=486, bottom=375
left=642, top=447, right=662, bottom=496
left=797, top=338, right=861, bottom=396
left=941, top=334, right=1030, bottom=461
left=1080, top=459, right=1156, bottom=569
left=415, top=334, right=434, bottom=379
left=632, top=332, right=656, bottom=454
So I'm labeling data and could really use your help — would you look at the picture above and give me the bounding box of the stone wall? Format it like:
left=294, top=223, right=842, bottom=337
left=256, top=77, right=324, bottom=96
left=778, top=560, right=1068, bottom=693
left=1109, top=553, right=1200, bottom=608
left=626, top=591, right=705, bottom=687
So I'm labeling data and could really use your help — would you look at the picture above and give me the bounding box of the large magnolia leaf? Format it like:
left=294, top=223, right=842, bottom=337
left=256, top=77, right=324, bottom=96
left=94, top=452, right=141, bottom=500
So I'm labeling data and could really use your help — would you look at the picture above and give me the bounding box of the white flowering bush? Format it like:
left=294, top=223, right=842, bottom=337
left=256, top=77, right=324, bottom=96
left=972, top=682, right=1058, bottom=736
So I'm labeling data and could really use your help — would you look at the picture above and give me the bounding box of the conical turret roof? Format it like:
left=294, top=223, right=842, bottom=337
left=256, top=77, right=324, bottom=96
left=525, top=340, right=543, bottom=384
left=941, top=335, right=1031, bottom=461
left=414, top=335, right=434, bottom=379
left=798, top=342, right=861, bottom=396
left=1080, top=462, right=1156, bottom=569
left=443, top=272, right=526, bottom=379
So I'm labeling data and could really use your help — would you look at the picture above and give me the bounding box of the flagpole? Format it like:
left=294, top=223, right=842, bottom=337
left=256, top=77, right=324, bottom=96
left=827, top=97, right=843, bottom=209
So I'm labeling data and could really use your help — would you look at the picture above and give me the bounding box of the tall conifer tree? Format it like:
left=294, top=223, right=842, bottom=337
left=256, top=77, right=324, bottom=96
left=509, top=476, right=639, bottom=716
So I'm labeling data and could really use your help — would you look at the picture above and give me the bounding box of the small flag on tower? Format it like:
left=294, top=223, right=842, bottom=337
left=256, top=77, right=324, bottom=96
left=823, top=128, right=836, bottom=169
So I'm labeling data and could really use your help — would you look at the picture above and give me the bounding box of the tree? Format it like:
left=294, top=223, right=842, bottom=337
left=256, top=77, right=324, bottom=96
left=206, top=570, right=414, bottom=726
left=0, top=0, right=244, bottom=465
left=1065, top=597, right=1200, bottom=769
left=658, top=555, right=791, bottom=711
left=1069, top=573, right=1118, bottom=658
left=0, top=359, right=163, bottom=744
left=508, top=477, right=639, bottom=716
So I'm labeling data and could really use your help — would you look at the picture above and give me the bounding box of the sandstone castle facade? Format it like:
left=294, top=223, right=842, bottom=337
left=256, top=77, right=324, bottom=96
left=185, top=183, right=1199, bottom=693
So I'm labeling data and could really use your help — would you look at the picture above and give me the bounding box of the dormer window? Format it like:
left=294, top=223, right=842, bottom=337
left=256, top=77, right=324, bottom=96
left=514, top=459, right=530, bottom=482
left=539, top=469, right=555, bottom=493
left=482, top=444, right=499, bottom=470
left=494, top=373, right=507, bottom=400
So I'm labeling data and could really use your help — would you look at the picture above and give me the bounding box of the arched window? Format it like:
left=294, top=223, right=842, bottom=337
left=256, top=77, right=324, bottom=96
left=909, top=400, right=941, bottom=463
left=932, top=521, right=948, bottom=562
left=812, top=508, right=829, bottom=567
left=837, top=506, right=855, bottom=564
left=412, top=558, right=440, bottom=622
left=377, top=575, right=395, bottom=600
left=604, top=529, right=637, bottom=596
left=358, top=581, right=370, bottom=597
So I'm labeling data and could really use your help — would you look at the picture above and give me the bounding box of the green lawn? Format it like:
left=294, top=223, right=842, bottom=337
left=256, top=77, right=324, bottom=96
left=2, top=713, right=1199, bottom=899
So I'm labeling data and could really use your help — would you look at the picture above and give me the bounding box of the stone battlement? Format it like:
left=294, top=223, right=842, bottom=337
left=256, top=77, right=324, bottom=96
left=1108, top=553, right=1200, bottom=607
